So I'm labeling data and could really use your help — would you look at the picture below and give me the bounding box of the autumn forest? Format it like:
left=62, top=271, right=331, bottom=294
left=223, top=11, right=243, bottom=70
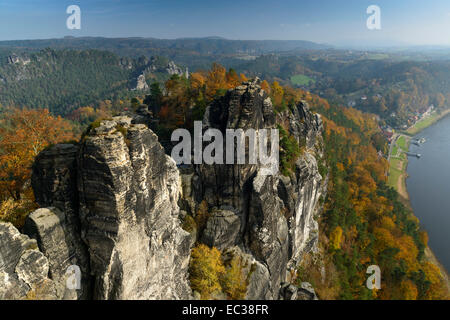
left=0, top=39, right=449, bottom=301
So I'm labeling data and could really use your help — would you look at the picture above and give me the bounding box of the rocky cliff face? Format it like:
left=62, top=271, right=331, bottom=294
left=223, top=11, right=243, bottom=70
left=0, top=221, right=57, bottom=299
left=1, top=118, right=191, bottom=300
left=0, top=79, right=325, bottom=300
left=181, top=79, right=326, bottom=299
left=76, top=119, right=191, bottom=299
left=7, top=54, right=31, bottom=65
left=130, top=57, right=185, bottom=91
left=131, top=73, right=149, bottom=91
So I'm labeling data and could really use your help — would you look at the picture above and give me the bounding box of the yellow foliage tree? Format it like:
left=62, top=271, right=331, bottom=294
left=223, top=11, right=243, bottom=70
left=271, top=81, right=284, bottom=107
left=189, top=244, right=225, bottom=300
left=400, top=280, right=418, bottom=300
left=419, top=231, right=429, bottom=247
left=336, top=162, right=345, bottom=172
left=395, top=235, right=419, bottom=271
left=0, top=196, right=36, bottom=228
left=373, top=227, right=396, bottom=254
left=422, top=261, right=448, bottom=299
left=329, top=226, right=343, bottom=250
left=220, top=255, right=247, bottom=300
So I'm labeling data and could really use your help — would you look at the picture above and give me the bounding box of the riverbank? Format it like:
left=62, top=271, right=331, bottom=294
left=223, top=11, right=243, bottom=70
left=388, top=108, right=450, bottom=200
left=425, top=247, right=450, bottom=292
left=387, top=134, right=411, bottom=201
left=387, top=111, right=450, bottom=293
left=405, top=108, right=450, bottom=136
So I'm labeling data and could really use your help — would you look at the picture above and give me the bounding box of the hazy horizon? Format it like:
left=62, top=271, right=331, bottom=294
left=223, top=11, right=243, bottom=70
left=2, top=0, right=450, bottom=47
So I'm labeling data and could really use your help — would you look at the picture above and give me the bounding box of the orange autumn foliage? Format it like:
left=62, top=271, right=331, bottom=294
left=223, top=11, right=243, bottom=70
left=261, top=80, right=271, bottom=94
left=421, top=262, right=449, bottom=299
left=190, top=72, right=206, bottom=92
left=400, top=280, right=418, bottom=300
left=396, top=234, right=419, bottom=271
left=205, top=63, right=228, bottom=100
left=0, top=108, right=75, bottom=200
left=225, top=68, right=241, bottom=89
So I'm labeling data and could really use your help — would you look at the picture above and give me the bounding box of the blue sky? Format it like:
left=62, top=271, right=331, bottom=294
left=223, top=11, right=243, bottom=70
left=1, top=0, right=450, bottom=46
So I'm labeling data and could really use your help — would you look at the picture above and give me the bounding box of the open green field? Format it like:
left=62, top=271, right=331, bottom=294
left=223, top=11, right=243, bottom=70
left=290, top=74, right=315, bottom=86
left=391, top=145, right=399, bottom=157
left=388, top=158, right=403, bottom=188
left=397, top=135, right=408, bottom=150
left=387, top=135, right=410, bottom=194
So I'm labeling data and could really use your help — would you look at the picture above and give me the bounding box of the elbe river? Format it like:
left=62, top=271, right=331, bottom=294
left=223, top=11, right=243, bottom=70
left=407, top=115, right=450, bottom=272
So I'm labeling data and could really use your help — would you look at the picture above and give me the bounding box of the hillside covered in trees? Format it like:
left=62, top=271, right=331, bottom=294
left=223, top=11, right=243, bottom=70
left=0, top=49, right=184, bottom=116
left=2, top=43, right=450, bottom=129
left=0, top=55, right=448, bottom=299
left=0, top=36, right=328, bottom=70
left=232, top=53, right=450, bottom=128
left=302, top=96, right=448, bottom=299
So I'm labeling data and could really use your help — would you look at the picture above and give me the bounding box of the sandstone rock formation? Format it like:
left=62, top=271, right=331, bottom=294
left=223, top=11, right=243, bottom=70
left=141, top=57, right=185, bottom=78
left=1, top=118, right=192, bottom=300
left=279, top=281, right=318, bottom=300
left=201, top=208, right=241, bottom=250
left=77, top=119, right=191, bottom=299
left=0, top=222, right=57, bottom=299
left=131, top=73, right=149, bottom=91
left=166, top=61, right=184, bottom=76
left=28, top=144, right=91, bottom=299
left=183, top=78, right=326, bottom=299
left=7, top=54, right=31, bottom=65
left=130, top=57, right=184, bottom=91
left=0, top=78, right=325, bottom=300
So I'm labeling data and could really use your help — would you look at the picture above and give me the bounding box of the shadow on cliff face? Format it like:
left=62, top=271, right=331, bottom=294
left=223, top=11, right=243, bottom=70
left=0, top=79, right=325, bottom=301
left=179, top=79, right=326, bottom=299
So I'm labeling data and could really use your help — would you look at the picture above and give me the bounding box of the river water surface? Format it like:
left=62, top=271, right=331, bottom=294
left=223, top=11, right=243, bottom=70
left=407, top=115, right=450, bottom=272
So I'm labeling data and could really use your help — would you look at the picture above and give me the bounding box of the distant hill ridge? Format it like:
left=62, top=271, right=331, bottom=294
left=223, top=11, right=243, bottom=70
left=0, top=36, right=330, bottom=56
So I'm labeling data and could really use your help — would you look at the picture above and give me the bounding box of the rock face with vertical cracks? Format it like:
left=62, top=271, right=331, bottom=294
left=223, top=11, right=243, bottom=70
left=1, top=78, right=325, bottom=301
left=0, top=221, right=57, bottom=300
left=77, top=121, right=191, bottom=299
left=27, top=144, right=91, bottom=299
left=189, top=79, right=326, bottom=299
left=3, top=118, right=192, bottom=300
